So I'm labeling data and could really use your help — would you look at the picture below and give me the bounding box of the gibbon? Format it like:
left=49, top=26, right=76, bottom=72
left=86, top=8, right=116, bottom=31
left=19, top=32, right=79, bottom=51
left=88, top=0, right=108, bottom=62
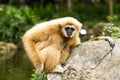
left=22, top=17, right=82, bottom=75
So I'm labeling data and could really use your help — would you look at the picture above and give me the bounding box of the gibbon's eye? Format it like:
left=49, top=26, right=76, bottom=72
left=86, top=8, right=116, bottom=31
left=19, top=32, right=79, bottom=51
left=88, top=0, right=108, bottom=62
left=70, top=27, right=75, bottom=31
left=65, top=27, right=70, bottom=31
left=65, top=27, right=75, bottom=31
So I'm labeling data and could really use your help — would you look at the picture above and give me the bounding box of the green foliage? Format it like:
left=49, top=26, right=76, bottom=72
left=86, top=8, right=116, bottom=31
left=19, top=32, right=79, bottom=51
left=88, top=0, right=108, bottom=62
left=0, top=6, right=38, bottom=43
left=33, top=4, right=56, bottom=19
left=0, top=5, right=57, bottom=43
left=101, top=23, right=120, bottom=38
left=1, top=3, right=120, bottom=43
left=30, top=72, right=47, bottom=80
left=71, top=3, right=108, bottom=20
left=71, top=3, right=106, bottom=28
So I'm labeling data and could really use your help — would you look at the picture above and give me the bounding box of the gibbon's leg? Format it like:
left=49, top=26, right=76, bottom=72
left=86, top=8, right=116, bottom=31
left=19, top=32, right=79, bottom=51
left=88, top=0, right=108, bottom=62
left=42, top=44, right=63, bottom=73
left=45, top=45, right=71, bottom=73
left=35, top=41, right=52, bottom=75
left=60, top=45, right=71, bottom=64
left=44, top=51, right=63, bottom=73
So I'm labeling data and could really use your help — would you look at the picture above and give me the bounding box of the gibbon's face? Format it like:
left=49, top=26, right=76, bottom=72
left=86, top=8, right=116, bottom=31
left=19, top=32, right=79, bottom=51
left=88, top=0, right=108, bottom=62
left=62, top=25, right=76, bottom=38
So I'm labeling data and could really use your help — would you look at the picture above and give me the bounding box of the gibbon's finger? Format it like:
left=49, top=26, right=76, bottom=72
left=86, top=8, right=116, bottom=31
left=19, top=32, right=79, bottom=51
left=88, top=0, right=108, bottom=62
left=96, top=36, right=115, bottom=51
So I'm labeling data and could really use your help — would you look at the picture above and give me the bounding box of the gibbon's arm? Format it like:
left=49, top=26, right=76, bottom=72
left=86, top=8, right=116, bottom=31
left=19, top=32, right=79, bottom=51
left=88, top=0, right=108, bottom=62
left=60, top=45, right=71, bottom=63
left=60, top=36, right=81, bottom=63
left=22, top=26, right=47, bottom=69
left=92, top=36, right=115, bottom=49
left=74, top=34, right=81, bottom=46
left=68, top=34, right=81, bottom=47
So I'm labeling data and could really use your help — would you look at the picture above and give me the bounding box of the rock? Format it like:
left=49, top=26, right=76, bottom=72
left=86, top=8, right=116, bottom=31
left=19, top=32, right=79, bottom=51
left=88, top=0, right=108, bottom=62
left=0, top=41, right=17, bottom=61
left=47, top=39, right=120, bottom=80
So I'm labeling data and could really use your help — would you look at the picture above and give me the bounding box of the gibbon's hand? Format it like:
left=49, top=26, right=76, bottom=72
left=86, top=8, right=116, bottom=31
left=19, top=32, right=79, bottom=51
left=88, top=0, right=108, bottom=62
left=97, top=36, right=115, bottom=51
left=92, top=36, right=115, bottom=51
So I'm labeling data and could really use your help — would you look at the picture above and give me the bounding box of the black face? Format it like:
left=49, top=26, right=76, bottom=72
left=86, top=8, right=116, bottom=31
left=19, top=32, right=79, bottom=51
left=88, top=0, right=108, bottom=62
left=65, top=27, right=75, bottom=37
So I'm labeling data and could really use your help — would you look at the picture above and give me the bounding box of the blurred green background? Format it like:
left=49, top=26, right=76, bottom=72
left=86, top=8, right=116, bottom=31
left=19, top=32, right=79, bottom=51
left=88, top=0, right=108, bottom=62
left=0, top=0, right=120, bottom=80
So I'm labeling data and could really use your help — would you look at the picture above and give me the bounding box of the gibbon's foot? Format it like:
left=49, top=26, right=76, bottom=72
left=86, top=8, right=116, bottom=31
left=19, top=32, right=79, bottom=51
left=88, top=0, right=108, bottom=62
left=61, top=62, right=66, bottom=67
left=52, top=65, right=64, bottom=73
left=35, top=64, right=44, bottom=76
left=97, top=36, right=115, bottom=50
left=35, top=69, right=42, bottom=76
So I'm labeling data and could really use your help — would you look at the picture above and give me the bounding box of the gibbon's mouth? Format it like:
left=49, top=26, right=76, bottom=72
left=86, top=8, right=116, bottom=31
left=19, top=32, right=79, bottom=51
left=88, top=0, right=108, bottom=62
left=67, top=32, right=72, bottom=37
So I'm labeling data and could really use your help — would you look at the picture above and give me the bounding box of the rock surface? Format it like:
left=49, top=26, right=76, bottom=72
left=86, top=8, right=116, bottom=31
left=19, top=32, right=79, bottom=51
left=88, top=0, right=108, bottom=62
left=47, top=39, right=120, bottom=80
left=0, top=41, right=17, bottom=61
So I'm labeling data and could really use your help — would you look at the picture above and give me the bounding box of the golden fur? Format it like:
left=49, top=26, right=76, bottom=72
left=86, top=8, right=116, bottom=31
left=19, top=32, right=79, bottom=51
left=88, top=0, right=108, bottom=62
left=22, top=17, right=82, bottom=74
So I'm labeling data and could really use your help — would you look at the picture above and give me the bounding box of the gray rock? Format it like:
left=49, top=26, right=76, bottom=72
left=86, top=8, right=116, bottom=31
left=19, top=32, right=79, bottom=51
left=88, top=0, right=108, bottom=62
left=0, top=41, right=17, bottom=61
left=47, top=39, right=120, bottom=80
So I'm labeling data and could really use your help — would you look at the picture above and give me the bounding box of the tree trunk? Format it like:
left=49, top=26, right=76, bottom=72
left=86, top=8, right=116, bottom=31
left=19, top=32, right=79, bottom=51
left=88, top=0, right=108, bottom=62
left=67, top=0, right=72, bottom=14
left=109, top=0, right=113, bottom=16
